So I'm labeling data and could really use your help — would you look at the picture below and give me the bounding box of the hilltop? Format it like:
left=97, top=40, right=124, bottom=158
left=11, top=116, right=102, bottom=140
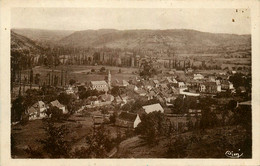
left=59, top=29, right=251, bottom=53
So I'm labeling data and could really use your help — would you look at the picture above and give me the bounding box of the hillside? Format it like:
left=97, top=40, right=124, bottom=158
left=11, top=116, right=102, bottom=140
left=60, top=29, right=251, bottom=53
left=12, top=28, right=74, bottom=42
left=11, top=31, right=44, bottom=52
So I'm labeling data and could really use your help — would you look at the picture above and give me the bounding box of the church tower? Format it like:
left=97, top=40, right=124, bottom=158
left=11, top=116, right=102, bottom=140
left=108, top=70, right=111, bottom=88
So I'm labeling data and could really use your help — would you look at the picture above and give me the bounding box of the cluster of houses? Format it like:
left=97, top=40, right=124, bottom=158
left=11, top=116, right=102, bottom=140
left=25, top=67, right=249, bottom=134
left=27, top=100, right=67, bottom=121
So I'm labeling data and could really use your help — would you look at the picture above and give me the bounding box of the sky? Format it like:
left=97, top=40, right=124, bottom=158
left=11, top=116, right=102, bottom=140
left=11, top=8, right=251, bottom=34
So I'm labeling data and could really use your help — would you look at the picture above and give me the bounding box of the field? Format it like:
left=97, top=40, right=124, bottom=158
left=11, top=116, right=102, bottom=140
left=11, top=112, right=130, bottom=158
left=31, top=65, right=139, bottom=84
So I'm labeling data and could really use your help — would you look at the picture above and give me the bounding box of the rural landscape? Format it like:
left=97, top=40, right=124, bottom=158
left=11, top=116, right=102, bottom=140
left=11, top=9, right=251, bottom=158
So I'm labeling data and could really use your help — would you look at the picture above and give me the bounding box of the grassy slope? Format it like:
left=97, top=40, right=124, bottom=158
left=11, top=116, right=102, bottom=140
left=115, top=126, right=248, bottom=158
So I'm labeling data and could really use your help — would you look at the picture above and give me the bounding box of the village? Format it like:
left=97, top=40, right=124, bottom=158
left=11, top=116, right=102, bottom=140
left=11, top=52, right=252, bottom=158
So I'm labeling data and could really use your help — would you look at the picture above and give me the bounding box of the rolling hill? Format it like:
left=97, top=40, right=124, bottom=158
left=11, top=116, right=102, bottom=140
left=11, top=30, right=44, bottom=52
left=59, top=29, right=251, bottom=53
left=12, top=28, right=74, bottom=42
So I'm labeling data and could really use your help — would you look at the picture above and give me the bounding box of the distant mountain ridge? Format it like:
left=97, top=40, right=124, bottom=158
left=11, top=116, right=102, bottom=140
left=12, top=28, right=251, bottom=54
left=59, top=29, right=251, bottom=53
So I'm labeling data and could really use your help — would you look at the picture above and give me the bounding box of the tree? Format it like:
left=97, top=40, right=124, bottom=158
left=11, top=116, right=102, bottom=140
left=72, top=125, right=113, bottom=158
left=58, top=92, right=72, bottom=106
left=40, top=121, right=71, bottom=158
left=11, top=96, right=26, bottom=122
left=34, top=73, right=41, bottom=85
left=47, top=106, right=63, bottom=122
left=109, top=112, right=118, bottom=125
left=135, top=112, right=170, bottom=145
left=69, top=79, right=76, bottom=86
left=111, top=86, right=120, bottom=96
left=100, top=67, right=106, bottom=73
left=166, top=136, right=188, bottom=158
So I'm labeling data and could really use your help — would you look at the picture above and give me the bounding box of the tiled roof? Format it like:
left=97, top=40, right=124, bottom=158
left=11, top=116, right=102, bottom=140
left=118, top=112, right=137, bottom=122
left=90, top=81, right=108, bottom=85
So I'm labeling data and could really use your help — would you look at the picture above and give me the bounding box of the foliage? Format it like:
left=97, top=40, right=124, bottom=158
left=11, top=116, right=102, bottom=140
left=24, top=145, right=44, bottom=158
left=109, top=112, right=117, bottom=125
left=166, top=136, right=188, bottom=158
left=11, top=96, right=26, bottom=122
left=11, top=134, right=17, bottom=157
left=229, top=73, right=251, bottom=90
left=58, top=92, right=72, bottom=105
left=200, top=108, right=218, bottom=129
left=40, top=121, right=71, bottom=158
left=72, top=125, right=113, bottom=158
left=139, top=61, right=157, bottom=79
left=47, top=106, right=64, bottom=122
left=111, top=86, right=120, bottom=96
left=100, top=67, right=106, bottom=72
left=69, top=79, right=76, bottom=85
left=79, top=89, right=101, bottom=99
left=135, top=112, right=171, bottom=145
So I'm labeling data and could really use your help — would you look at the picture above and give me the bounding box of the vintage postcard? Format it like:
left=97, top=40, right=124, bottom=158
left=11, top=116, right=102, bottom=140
left=1, top=0, right=260, bottom=165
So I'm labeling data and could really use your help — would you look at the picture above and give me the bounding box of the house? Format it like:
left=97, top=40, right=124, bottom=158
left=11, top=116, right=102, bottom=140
left=50, top=100, right=67, bottom=114
left=127, top=84, right=138, bottom=91
left=120, top=93, right=129, bottom=103
left=193, top=73, right=204, bottom=80
left=90, top=81, right=109, bottom=92
left=204, top=82, right=218, bottom=94
left=207, top=75, right=216, bottom=82
left=98, top=94, right=114, bottom=103
left=147, top=90, right=157, bottom=100
left=27, top=101, right=47, bottom=120
left=142, top=103, right=164, bottom=114
left=159, top=83, right=169, bottom=91
left=166, top=77, right=178, bottom=84
left=135, top=88, right=147, bottom=96
left=91, top=110, right=104, bottom=125
left=153, top=80, right=160, bottom=87
left=180, top=91, right=200, bottom=97
left=114, top=96, right=123, bottom=104
left=115, top=112, right=141, bottom=128
left=87, top=96, right=100, bottom=105
left=66, top=86, right=74, bottom=94
left=221, top=80, right=234, bottom=90
left=113, top=79, right=129, bottom=87
left=199, top=84, right=206, bottom=92
left=178, top=82, right=188, bottom=92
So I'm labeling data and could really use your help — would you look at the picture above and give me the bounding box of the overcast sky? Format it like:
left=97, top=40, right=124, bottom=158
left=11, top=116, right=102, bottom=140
left=11, top=8, right=251, bottom=34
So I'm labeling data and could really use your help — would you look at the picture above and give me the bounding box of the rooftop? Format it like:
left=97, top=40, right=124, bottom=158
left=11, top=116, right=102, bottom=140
left=142, top=103, right=164, bottom=114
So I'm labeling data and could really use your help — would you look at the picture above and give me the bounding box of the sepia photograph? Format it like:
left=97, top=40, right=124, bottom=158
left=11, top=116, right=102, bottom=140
left=1, top=1, right=260, bottom=165
left=9, top=7, right=252, bottom=159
